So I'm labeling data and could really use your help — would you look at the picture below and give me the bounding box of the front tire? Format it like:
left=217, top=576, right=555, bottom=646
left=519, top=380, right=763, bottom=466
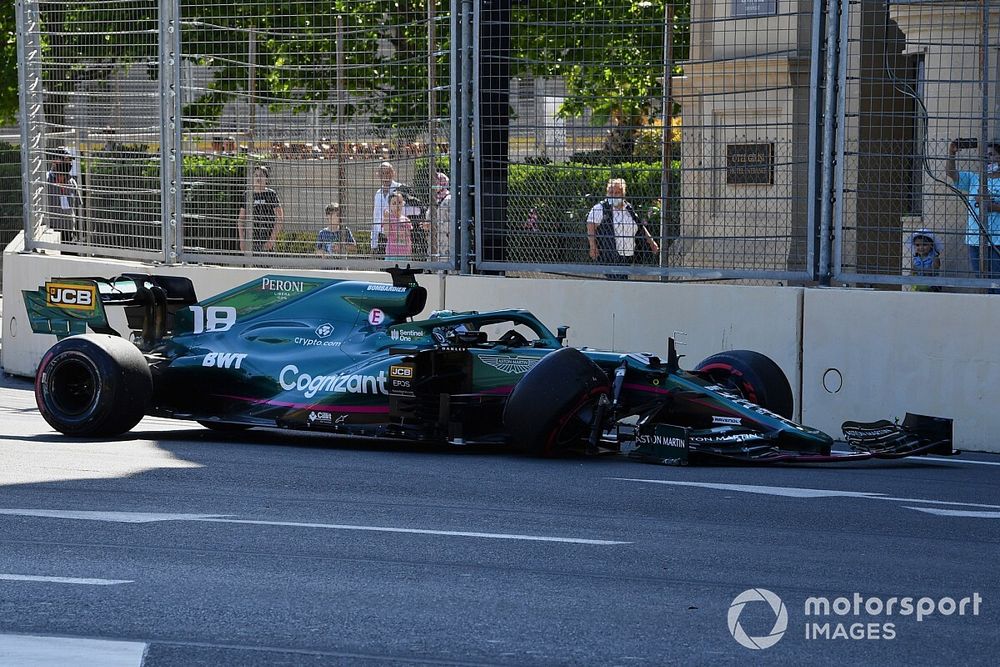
left=503, top=347, right=611, bottom=456
left=35, top=334, right=152, bottom=437
left=694, top=350, right=793, bottom=419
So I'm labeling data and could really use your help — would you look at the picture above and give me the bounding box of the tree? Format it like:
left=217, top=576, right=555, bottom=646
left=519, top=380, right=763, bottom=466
left=511, top=0, right=690, bottom=156
left=0, top=1, right=17, bottom=125
left=175, top=0, right=451, bottom=135
left=1, top=0, right=691, bottom=149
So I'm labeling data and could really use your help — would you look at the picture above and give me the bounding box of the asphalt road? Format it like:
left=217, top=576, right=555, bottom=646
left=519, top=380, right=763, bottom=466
left=1, top=372, right=999, bottom=665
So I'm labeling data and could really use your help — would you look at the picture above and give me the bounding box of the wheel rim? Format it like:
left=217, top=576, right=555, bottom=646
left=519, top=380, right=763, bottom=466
left=47, top=354, right=100, bottom=417
left=543, top=385, right=609, bottom=454
left=698, top=363, right=759, bottom=405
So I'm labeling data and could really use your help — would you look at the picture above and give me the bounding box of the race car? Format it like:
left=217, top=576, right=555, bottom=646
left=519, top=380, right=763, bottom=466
left=26, top=268, right=955, bottom=464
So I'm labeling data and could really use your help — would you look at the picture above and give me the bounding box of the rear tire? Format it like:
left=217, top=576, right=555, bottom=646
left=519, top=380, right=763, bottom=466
left=694, top=350, right=793, bottom=419
left=503, top=347, right=610, bottom=456
left=35, top=334, right=152, bottom=437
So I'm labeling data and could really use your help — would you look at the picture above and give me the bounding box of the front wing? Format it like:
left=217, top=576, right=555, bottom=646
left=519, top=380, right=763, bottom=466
left=626, top=413, right=956, bottom=465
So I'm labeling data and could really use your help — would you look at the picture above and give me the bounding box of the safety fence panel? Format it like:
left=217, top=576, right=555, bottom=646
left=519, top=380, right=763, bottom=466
left=833, top=0, right=1000, bottom=292
left=15, top=0, right=452, bottom=270
left=177, top=0, right=453, bottom=269
left=18, top=0, right=164, bottom=260
left=475, top=0, right=820, bottom=281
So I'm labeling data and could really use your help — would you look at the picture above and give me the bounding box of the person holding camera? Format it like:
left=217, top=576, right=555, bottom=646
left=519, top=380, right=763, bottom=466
left=945, top=138, right=1000, bottom=287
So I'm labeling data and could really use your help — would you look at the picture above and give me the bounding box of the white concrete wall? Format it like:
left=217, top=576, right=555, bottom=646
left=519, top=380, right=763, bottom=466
left=802, top=288, right=1000, bottom=450
left=443, top=276, right=805, bottom=419
left=4, top=249, right=999, bottom=453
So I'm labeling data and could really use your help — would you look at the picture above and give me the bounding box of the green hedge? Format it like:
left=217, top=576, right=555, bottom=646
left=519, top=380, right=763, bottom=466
left=0, top=142, right=23, bottom=251
left=412, top=158, right=680, bottom=263
left=506, top=161, right=680, bottom=264
left=85, top=148, right=248, bottom=252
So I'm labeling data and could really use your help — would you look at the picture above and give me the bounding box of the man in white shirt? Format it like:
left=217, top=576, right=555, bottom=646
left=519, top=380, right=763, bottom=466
left=586, top=178, right=658, bottom=280
left=371, top=162, right=402, bottom=257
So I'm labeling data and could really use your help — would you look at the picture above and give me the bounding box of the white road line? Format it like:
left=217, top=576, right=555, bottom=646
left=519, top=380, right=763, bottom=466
left=0, top=508, right=629, bottom=546
left=613, top=479, right=881, bottom=499
left=917, top=456, right=1000, bottom=467
left=904, top=507, right=1000, bottom=519
left=0, top=574, right=132, bottom=585
left=0, top=509, right=227, bottom=523
left=612, top=479, right=1000, bottom=513
left=0, top=634, right=146, bottom=667
left=199, top=518, right=630, bottom=545
left=829, top=450, right=1000, bottom=467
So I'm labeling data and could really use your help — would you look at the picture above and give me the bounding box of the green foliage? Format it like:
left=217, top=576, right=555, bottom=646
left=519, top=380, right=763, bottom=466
left=83, top=147, right=248, bottom=252
left=0, top=2, right=16, bottom=125
left=2, top=1, right=691, bottom=144
left=0, top=142, right=22, bottom=249
left=178, top=154, right=249, bottom=252
left=506, top=160, right=680, bottom=264
left=511, top=0, right=690, bottom=155
left=275, top=230, right=314, bottom=255
left=180, top=0, right=451, bottom=134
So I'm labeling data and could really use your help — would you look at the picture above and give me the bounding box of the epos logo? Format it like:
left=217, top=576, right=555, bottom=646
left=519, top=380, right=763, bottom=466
left=45, top=282, right=97, bottom=310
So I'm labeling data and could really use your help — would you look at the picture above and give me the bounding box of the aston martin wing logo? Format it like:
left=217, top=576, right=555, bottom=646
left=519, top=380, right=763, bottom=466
left=478, top=355, right=541, bottom=374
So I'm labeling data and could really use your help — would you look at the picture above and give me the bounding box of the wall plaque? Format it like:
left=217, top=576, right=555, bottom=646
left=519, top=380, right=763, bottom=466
left=726, top=143, right=774, bottom=185
left=733, top=0, right=778, bottom=18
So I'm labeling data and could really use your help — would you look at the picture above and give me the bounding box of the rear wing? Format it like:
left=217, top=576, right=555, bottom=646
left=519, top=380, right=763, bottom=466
left=22, top=274, right=197, bottom=347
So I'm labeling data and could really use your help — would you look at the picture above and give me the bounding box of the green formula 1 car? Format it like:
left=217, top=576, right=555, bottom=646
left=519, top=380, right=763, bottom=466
left=26, top=268, right=954, bottom=464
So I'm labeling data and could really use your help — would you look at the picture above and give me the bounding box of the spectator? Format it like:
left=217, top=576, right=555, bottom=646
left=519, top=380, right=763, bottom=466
left=238, top=166, right=284, bottom=253
left=433, top=171, right=452, bottom=259
left=945, top=139, right=1000, bottom=288
left=383, top=192, right=412, bottom=261
left=586, top=178, right=659, bottom=280
left=315, top=202, right=356, bottom=256
left=371, top=161, right=402, bottom=257
left=908, top=229, right=942, bottom=292
left=46, top=148, right=83, bottom=241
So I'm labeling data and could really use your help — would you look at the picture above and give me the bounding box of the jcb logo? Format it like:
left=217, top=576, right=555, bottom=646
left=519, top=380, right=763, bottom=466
left=390, top=365, right=414, bottom=378
left=45, top=283, right=97, bottom=311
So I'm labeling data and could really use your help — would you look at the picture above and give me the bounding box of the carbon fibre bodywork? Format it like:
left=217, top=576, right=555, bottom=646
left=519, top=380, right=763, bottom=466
left=26, top=270, right=954, bottom=464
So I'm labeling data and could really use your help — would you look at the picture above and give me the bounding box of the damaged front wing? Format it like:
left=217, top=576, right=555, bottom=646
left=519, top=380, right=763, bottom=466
left=626, top=413, right=957, bottom=466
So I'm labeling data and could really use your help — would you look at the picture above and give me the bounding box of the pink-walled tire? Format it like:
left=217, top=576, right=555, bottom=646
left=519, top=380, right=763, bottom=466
left=694, top=350, right=793, bottom=419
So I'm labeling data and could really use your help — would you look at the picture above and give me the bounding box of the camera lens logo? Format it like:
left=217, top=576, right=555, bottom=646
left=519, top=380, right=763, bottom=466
left=728, top=588, right=788, bottom=650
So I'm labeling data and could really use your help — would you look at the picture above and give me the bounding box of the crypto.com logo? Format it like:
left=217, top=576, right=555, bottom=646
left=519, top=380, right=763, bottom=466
left=728, top=588, right=789, bottom=650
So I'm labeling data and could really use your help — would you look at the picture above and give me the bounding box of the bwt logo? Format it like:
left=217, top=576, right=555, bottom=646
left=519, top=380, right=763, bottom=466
left=45, top=282, right=97, bottom=310
left=728, top=588, right=788, bottom=650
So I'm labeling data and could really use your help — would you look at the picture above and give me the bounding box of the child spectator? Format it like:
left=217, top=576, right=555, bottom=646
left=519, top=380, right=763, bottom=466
left=315, top=202, right=356, bottom=255
left=909, top=229, right=942, bottom=292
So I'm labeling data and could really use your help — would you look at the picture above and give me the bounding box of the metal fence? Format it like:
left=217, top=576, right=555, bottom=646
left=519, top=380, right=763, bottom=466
left=13, top=0, right=1000, bottom=291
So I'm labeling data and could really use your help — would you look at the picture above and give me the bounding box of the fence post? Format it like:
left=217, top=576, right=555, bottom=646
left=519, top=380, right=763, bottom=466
left=16, top=0, right=44, bottom=250
left=806, top=0, right=824, bottom=283
left=460, top=0, right=474, bottom=274
left=820, top=0, right=844, bottom=284
left=159, top=0, right=183, bottom=264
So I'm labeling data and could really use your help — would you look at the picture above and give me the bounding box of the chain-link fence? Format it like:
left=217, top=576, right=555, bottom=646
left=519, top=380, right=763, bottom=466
left=17, top=0, right=453, bottom=269
left=13, top=0, right=1000, bottom=290
left=0, top=136, right=21, bottom=285
left=835, top=0, right=1000, bottom=292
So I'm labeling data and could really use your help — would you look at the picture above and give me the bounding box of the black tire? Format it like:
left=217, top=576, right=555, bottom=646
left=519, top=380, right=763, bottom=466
left=503, top=347, right=611, bottom=456
left=197, top=420, right=251, bottom=433
left=694, top=350, right=793, bottom=419
left=35, top=334, right=152, bottom=437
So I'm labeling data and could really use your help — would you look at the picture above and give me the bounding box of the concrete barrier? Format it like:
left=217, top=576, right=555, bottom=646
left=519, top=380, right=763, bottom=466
left=802, top=287, right=1000, bottom=451
left=4, top=246, right=998, bottom=453
left=443, top=275, right=805, bottom=419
